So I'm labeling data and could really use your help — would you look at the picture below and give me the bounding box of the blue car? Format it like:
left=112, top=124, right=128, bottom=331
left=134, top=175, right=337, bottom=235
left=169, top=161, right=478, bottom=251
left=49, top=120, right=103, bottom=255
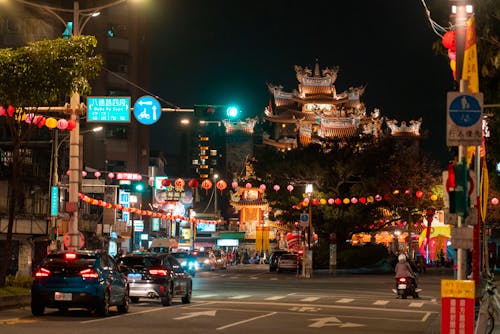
left=31, top=250, right=129, bottom=316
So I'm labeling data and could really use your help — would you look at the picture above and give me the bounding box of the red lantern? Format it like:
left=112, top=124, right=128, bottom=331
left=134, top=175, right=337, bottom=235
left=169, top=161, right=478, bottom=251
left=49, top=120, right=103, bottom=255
left=201, top=179, right=213, bottom=192
left=162, top=178, right=171, bottom=187
left=174, top=178, right=185, bottom=189
left=66, top=119, right=76, bottom=131
left=416, top=190, right=424, bottom=198
left=188, top=178, right=199, bottom=189
left=312, top=199, right=319, bottom=206
left=7, top=105, right=15, bottom=117
left=335, top=198, right=342, bottom=205
left=442, top=30, right=456, bottom=52
left=359, top=197, right=366, bottom=204
left=216, top=180, right=227, bottom=191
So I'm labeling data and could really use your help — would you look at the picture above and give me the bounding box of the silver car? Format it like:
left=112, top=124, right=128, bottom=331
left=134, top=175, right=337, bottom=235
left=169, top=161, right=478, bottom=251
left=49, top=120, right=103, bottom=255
left=277, top=253, right=301, bottom=272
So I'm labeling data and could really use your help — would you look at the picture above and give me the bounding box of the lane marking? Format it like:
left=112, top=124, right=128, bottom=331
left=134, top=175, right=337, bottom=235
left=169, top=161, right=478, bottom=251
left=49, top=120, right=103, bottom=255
left=196, top=294, right=217, bottom=298
left=301, top=297, right=319, bottom=302
left=229, top=295, right=251, bottom=299
left=409, top=302, right=424, bottom=308
left=216, top=312, right=277, bottom=330
left=336, top=298, right=354, bottom=303
left=265, top=296, right=286, bottom=301
left=373, top=300, right=390, bottom=306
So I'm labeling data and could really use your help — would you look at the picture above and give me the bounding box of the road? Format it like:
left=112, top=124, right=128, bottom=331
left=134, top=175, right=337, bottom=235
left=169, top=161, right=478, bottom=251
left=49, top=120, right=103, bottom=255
left=0, top=264, right=450, bottom=334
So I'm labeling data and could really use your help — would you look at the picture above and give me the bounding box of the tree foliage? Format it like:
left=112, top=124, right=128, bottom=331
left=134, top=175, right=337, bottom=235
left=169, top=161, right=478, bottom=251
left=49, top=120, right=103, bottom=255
left=0, top=36, right=103, bottom=287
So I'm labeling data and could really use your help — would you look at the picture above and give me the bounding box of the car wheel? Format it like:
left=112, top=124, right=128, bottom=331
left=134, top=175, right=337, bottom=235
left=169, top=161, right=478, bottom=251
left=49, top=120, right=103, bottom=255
left=31, top=300, right=45, bottom=316
left=130, top=296, right=140, bottom=303
left=117, top=289, right=129, bottom=313
left=96, top=289, right=110, bottom=317
left=182, top=283, right=192, bottom=304
left=161, top=283, right=172, bottom=306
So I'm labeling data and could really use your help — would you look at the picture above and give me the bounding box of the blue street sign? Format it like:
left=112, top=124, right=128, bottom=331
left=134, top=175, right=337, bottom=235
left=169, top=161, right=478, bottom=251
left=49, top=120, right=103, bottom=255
left=134, top=95, right=161, bottom=125
left=87, top=96, right=131, bottom=123
left=50, top=186, right=59, bottom=217
left=449, top=94, right=482, bottom=127
left=446, top=92, right=483, bottom=146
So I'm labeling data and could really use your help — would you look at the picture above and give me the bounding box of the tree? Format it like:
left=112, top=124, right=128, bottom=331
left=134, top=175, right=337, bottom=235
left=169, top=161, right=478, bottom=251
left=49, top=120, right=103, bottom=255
left=0, top=36, right=103, bottom=287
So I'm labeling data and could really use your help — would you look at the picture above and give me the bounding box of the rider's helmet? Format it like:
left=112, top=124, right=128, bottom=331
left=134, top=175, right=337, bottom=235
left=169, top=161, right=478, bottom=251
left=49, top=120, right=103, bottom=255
left=398, top=254, right=407, bottom=263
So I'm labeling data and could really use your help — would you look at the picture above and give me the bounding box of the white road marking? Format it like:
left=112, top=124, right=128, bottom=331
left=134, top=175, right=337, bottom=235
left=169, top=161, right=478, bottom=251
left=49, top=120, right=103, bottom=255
left=250, top=277, right=258, bottom=279
left=336, top=298, right=354, bottom=303
left=196, top=294, right=217, bottom=298
left=265, top=296, right=286, bottom=300
left=373, top=300, right=390, bottom=305
left=229, top=295, right=251, bottom=299
left=173, top=310, right=217, bottom=320
left=301, top=297, right=320, bottom=302
left=409, top=302, right=424, bottom=308
left=216, top=312, right=277, bottom=330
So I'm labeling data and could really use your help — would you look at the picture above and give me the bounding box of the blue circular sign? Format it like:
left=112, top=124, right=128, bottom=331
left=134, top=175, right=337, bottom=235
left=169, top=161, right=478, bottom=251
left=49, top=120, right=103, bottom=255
left=449, top=95, right=481, bottom=127
left=133, top=95, right=161, bottom=125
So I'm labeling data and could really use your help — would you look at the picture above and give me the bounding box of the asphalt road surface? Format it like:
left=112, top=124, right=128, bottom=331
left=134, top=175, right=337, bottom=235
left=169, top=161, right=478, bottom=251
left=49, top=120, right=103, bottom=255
left=0, top=264, right=451, bottom=334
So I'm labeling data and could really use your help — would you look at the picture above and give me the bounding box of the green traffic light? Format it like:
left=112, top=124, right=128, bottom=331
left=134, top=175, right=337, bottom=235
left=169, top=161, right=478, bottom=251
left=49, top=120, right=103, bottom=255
left=226, top=106, right=239, bottom=118
left=133, top=182, right=145, bottom=192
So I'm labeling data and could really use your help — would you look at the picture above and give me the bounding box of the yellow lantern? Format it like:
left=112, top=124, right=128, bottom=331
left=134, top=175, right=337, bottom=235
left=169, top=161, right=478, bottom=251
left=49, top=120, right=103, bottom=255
left=343, top=198, right=350, bottom=204
left=320, top=198, right=327, bottom=205
left=430, top=194, right=438, bottom=201
left=45, top=117, right=58, bottom=129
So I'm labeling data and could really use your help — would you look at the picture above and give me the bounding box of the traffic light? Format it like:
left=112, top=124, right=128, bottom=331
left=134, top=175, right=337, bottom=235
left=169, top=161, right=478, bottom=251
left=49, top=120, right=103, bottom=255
left=132, top=181, right=146, bottom=193
left=226, top=105, right=240, bottom=119
left=194, top=104, right=240, bottom=121
left=450, top=161, right=470, bottom=217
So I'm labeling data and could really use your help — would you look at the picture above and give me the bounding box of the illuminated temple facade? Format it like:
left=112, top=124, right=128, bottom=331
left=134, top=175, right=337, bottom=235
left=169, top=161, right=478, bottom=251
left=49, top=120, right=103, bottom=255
left=263, top=63, right=387, bottom=150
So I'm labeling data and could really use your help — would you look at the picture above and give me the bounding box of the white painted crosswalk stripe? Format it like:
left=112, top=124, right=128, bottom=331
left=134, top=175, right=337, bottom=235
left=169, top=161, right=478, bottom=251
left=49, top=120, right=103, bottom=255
left=408, top=302, right=424, bottom=308
left=301, top=297, right=320, bottom=302
left=336, top=298, right=354, bottom=303
left=265, top=296, right=286, bottom=300
left=229, top=295, right=251, bottom=299
left=373, top=300, right=390, bottom=305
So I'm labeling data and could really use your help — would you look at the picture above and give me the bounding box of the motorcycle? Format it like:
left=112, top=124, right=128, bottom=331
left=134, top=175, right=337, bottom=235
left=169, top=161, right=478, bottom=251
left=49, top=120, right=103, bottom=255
left=392, top=276, right=421, bottom=299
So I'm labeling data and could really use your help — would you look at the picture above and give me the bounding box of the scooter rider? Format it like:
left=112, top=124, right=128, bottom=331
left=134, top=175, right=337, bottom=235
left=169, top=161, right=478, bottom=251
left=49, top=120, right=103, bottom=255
left=395, top=254, right=417, bottom=287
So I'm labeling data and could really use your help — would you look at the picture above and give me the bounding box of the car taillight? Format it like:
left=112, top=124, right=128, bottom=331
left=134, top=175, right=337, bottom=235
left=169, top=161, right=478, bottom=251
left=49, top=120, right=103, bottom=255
left=35, top=268, right=51, bottom=277
left=149, top=269, right=168, bottom=276
left=65, top=252, right=77, bottom=260
left=79, top=268, right=99, bottom=279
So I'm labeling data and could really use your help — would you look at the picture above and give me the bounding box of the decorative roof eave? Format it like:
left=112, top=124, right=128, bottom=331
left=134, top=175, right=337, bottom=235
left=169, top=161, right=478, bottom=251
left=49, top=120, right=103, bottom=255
left=262, top=136, right=297, bottom=150
left=293, top=97, right=348, bottom=105
left=229, top=200, right=269, bottom=210
left=263, top=115, right=301, bottom=123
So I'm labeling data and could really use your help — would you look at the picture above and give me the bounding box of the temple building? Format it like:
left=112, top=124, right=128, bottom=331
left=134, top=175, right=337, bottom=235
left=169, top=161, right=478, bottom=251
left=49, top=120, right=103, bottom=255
left=262, top=62, right=386, bottom=151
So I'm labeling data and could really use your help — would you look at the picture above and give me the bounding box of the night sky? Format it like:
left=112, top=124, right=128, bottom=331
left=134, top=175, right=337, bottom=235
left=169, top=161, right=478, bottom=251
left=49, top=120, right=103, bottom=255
left=148, top=0, right=455, bottom=165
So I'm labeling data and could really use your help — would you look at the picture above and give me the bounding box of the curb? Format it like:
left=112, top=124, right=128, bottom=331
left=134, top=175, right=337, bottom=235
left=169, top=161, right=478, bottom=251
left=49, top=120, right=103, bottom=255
left=0, top=294, right=30, bottom=310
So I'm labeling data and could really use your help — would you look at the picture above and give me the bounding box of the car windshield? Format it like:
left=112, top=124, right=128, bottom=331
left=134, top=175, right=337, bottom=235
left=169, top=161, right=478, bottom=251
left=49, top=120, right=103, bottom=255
left=118, top=256, right=162, bottom=267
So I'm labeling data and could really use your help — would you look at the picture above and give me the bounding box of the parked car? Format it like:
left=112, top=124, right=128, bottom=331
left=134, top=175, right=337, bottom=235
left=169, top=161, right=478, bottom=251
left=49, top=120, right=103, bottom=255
left=192, top=250, right=216, bottom=271
left=170, top=251, right=199, bottom=276
left=117, top=252, right=192, bottom=306
left=212, top=249, right=227, bottom=269
left=277, top=253, right=302, bottom=273
left=31, top=250, right=129, bottom=317
left=269, top=250, right=291, bottom=272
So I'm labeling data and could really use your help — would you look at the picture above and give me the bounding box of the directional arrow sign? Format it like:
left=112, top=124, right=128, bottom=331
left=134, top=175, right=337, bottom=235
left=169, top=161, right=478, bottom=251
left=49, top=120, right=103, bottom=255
left=134, top=95, right=161, bottom=125
left=309, top=316, right=365, bottom=328
left=446, top=92, right=483, bottom=146
left=173, top=310, right=217, bottom=320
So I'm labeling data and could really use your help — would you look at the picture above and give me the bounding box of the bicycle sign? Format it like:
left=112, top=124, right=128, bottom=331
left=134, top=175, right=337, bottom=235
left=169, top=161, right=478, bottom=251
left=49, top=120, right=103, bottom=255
left=446, top=92, right=483, bottom=146
left=133, top=95, right=161, bottom=125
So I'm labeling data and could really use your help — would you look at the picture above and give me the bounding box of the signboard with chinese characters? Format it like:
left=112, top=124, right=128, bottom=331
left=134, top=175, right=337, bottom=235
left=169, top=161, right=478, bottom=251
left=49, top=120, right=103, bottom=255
left=441, top=279, right=474, bottom=334
left=87, top=96, right=131, bottom=123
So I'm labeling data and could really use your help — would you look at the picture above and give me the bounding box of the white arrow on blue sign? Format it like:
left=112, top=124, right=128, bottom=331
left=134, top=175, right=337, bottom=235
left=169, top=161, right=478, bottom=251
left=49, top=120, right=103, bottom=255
left=134, top=95, right=161, bottom=125
left=446, top=92, right=483, bottom=146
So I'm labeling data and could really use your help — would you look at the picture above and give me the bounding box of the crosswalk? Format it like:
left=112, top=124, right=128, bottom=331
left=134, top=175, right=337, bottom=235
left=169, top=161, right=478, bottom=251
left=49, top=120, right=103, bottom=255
left=193, top=293, right=430, bottom=308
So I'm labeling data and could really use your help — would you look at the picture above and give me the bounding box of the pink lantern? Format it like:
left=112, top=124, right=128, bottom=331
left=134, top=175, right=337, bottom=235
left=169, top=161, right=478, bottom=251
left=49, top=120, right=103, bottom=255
left=0, top=106, right=5, bottom=116
left=287, top=185, right=294, bottom=192
left=328, top=198, right=334, bottom=205
left=82, top=171, right=87, bottom=177
left=303, top=197, right=310, bottom=204
left=231, top=181, right=238, bottom=188
left=259, top=184, right=266, bottom=191
left=375, top=194, right=382, bottom=201
left=351, top=197, right=358, bottom=204
left=108, top=172, right=115, bottom=179
left=491, top=198, right=499, bottom=206
left=245, top=183, right=252, bottom=189
left=57, top=118, right=68, bottom=130
left=149, top=176, right=154, bottom=186
left=66, top=170, right=70, bottom=176
left=273, top=185, right=280, bottom=192
left=94, top=171, right=101, bottom=178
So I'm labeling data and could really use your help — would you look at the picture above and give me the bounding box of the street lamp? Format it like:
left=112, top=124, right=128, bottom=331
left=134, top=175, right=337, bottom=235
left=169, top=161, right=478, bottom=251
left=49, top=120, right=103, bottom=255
left=12, top=0, right=138, bottom=250
left=303, top=184, right=313, bottom=278
left=49, top=126, right=102, bottom=249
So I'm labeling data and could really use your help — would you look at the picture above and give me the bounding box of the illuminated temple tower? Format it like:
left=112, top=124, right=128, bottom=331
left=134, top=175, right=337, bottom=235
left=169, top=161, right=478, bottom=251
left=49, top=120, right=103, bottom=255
left=262, top=62, right=385, bottom=150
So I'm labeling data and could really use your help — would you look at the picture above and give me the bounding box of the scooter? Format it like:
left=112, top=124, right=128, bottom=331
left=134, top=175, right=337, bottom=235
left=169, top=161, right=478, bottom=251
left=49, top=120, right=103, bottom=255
left=392, top=276, right=422, bottom=299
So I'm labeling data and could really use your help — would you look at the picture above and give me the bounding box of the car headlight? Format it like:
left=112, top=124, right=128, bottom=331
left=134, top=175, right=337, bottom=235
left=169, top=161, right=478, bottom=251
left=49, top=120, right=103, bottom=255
left=216, top=259, right=222, bottom=263
left=181, top=260, right=187, bottom=267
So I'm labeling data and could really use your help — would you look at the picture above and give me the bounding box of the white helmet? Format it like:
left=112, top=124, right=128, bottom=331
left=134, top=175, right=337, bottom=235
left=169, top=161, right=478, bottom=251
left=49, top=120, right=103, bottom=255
left=398, top=254, right=406, bottom=262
